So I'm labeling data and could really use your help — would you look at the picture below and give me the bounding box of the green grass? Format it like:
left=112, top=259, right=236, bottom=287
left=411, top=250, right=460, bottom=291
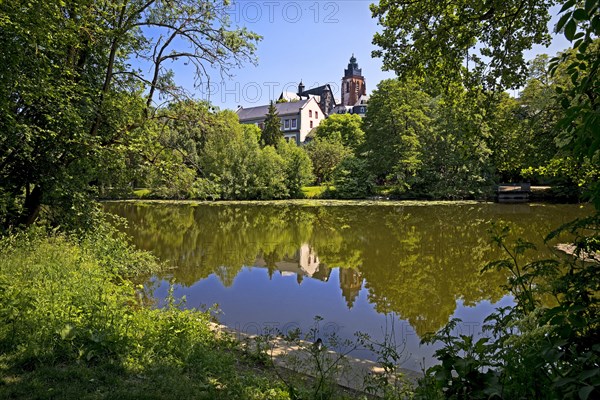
left=133, top=188, right=152, bottom=198
left=0, top=226, right=374, bottom=399
left=0, top=228, right=291, bottom=399
left=301, top=186, right=329, bottom=198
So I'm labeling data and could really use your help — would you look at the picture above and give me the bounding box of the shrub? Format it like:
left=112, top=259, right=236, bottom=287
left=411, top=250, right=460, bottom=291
left=332, top=157, right=374, bottom=199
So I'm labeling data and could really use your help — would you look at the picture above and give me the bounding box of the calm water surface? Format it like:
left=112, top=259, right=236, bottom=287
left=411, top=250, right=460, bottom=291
left=105, top=201, right=592, bottom=371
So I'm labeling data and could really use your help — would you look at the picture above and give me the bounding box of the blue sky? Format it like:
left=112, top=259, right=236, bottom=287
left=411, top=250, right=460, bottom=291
left=167, top=1, right=570, bottom=111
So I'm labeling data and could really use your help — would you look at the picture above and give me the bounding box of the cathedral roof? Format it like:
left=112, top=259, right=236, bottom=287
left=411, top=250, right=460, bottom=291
left=299, top=84, right=335, bottom=99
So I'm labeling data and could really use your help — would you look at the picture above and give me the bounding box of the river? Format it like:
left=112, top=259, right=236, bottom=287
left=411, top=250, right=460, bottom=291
left=105, top=200, right=592, bottom=372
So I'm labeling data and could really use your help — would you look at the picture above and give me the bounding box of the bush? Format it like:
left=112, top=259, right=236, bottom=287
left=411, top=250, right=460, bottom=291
left=414, top=218, right=600, bottom=399
left=0, top=228, right=291, bottom=399
left=332, top=157, right=374, bottom=199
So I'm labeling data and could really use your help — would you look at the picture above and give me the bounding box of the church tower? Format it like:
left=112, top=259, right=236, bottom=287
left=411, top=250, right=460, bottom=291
left=341, top=54, right=366, bottom=106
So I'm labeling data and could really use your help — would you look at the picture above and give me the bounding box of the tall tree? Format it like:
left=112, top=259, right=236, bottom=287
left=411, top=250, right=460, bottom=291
left=414, top=85, right=494, bottom=198
left=0, top=0, right=260, bottom=230
left=363, top=79, right=431, bottom=187
left=371, top=0, right=556, bottom=90
left=370, top=0, right=600, bottom=205
left=261, top=101, right=282, bottom=147
left=304, top=138, right=351, bottom=184
left=314, top=113, right=365, bottom=151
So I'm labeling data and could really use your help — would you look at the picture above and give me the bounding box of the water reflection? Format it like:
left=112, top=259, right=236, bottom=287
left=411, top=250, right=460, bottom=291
left=106, top=201, right=591, bottom=339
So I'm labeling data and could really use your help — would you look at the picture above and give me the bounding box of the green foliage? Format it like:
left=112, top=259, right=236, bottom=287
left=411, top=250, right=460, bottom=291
left=277, top=141, right=314, bottom=198
left=301, top=186, right=328, bottom=199
left=304, top=138, right=352, bottom=185
left=413, top=86, right=494, bottom=199
left=415, top=219, right=600, bottom=399
left=370, top=0, right=599, bottom=204
left=132, top=101, right=309, bottom=201
left=0, top=228, right=291, bottom=399
left=332, top=157, right=374, bottom=199
left=363, top=79, right=429, bottom=187
left=371, top=0, right=555, bottom=90
left=550, top=6, right=600, bottom=206
left=520, top=43, right=600, bottom=201
left=0, top=0, right=260, bottom=230
left=314, top=114, right=365, bottom=151
left=261, top=102, right=283, bottom=147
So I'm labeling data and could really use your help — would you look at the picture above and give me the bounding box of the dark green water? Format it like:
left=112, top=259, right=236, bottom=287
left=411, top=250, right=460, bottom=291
left=105, top=201, right=592, bottom=371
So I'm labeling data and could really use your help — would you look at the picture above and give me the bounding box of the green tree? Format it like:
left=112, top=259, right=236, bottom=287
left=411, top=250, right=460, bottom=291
left=332, top=157, right=374, bottom=199
left=0, top=0, right=259, bottom=230
left=363, top=79, right=431, bottom=188
left=518, top=54, right=563, bottom=169
left=371, top=0, right=556, bottom=90
left=413, top=85, right=493, bottom=198
left=277, top=141, right=314, bottom=198
left=261, top=102, right=282, bottom=147
left=487, top=93, right=531, bottom=182
left=370, top=0, right=600, bottom=205
left=314, top=113, right=365, bottom=151
left=304, top=138, right=351, bottom=184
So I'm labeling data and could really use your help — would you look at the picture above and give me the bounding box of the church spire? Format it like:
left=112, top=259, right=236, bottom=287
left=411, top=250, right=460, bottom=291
left=342, top=54, right=366, bottom=106
left=298, top=80, right=305, bottom=95
left=345, top=54, right=361, bottom=77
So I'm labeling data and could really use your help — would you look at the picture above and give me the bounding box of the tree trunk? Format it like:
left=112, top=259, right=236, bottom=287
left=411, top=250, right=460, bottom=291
left=18, top=185, right=43, bottom=227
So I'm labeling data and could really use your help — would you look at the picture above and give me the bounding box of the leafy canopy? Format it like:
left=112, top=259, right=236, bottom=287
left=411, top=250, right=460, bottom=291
left=0, top=0, right=260, bottom=230
left=371, top=0, right=556, bottom=90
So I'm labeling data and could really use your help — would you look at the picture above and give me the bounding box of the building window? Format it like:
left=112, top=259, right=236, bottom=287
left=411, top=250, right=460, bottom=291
left=291, top=118, right=297, bottom=129
left=309, top=110, right=312, bottom=118
left=310, top=120, right=313, bottom=129
left=284, top=119, right=290, bottom=129
left=346, top=82, right=349, bottom=93
left=315, top=111, right=319, bottom=119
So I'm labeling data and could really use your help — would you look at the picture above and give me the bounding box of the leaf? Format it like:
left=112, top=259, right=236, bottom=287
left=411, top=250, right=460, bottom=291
left=554, top=376, right=576, bottom=387
left=59, top=324, right=75, bottom=340
left=573, top=8, right=588, bottom=21
left=585, top=0, right=597, bottom=14
left=557, top=12, right=573, bottom=32
left=579, top=385, right=594, bottom=400
left=565, top=19, right=577, bottom=41
left=593, top=15, right=600, bottom=34
left=579, top=368, right=600, bottom=380
left=560, top=0, right=577, bottom=13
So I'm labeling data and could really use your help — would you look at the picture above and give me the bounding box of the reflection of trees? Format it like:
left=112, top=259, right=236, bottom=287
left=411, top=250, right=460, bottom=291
left=105, top=202, right=592, bottom=336
left=105, top=203, right=316, bottom=286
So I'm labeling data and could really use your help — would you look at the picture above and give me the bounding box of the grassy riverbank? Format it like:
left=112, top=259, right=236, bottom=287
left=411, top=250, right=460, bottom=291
left=0, top=227, right=295, bottom=399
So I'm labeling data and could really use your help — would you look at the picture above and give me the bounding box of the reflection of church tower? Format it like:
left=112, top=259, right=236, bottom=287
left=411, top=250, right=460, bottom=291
left=339, top=268, right=363, bottom=308
left=342, top=54, right=366, bottom=106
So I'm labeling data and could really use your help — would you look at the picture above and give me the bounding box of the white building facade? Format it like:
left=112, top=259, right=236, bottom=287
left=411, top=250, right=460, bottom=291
left=236, top=97, right=324, bottom=144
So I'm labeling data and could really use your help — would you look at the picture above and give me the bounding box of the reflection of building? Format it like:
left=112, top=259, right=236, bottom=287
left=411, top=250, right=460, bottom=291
left=339, top=268, right=363, bottom=308
left=255, top=244, right=330, bottom=284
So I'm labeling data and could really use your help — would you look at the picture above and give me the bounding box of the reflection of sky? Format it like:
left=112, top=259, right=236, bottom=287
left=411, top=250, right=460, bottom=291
left=151, top=267, right=514, bottom=372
